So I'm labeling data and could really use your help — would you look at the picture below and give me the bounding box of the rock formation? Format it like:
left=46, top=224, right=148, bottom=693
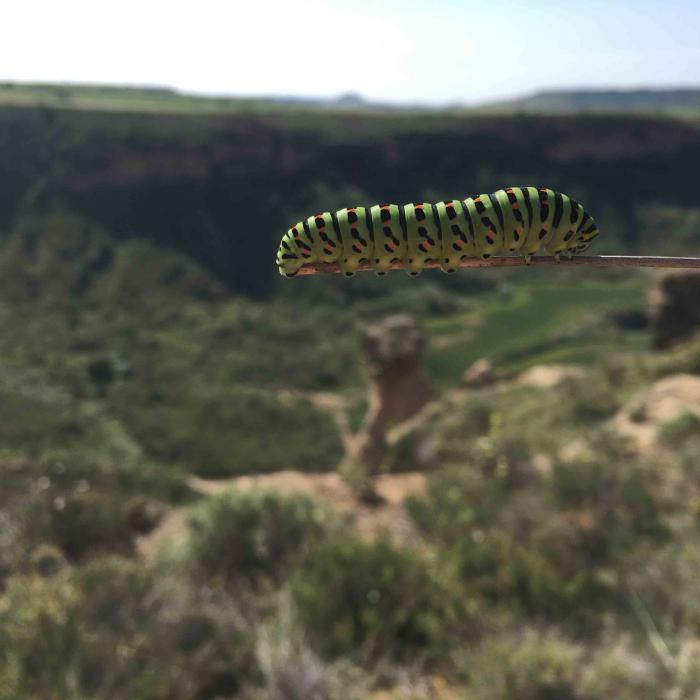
left=648, top=271, right=700, bottom=348
left=349, top=315, right=434, bottom=480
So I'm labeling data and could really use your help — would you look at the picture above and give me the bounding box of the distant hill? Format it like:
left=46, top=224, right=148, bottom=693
left=0, top=82, right=412, bottom=115
left=4, top=82, right=699, bottom=117
left=475, top=88, right=700, bottom=116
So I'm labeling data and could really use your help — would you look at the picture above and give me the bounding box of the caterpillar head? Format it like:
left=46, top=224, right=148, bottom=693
left=276, top=254, right=303, bottom=278
left=276, top=230, right=305, bottom=277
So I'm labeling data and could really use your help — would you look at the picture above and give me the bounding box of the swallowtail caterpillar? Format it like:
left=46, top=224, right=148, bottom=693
left=276, top=187, right=599, bottom=277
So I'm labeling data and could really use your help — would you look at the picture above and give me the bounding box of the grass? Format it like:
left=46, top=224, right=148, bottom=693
left=424, top=274, right=649, bottom=385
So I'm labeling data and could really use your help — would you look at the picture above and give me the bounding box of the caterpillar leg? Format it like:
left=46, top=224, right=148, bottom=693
left=442, top=258, right=457, bottom=274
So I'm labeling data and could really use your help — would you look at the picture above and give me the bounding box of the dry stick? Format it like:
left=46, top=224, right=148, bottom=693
left=296, top=255, right=700, bottom=275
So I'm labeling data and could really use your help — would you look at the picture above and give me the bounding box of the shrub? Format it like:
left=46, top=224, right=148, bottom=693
left=625, top=538, right=700, bottom=635
left=3, top=452, right=186, bottom=564
left=290, top=534, right=469, bottom=663
left=563, top=374, right=621, bottom=422
left=547, top=458, right=666, bottom=557
left=463, top=628, right=585, bottom=700
left=0, top=557, right=257, bottom=700
left=116, top=388, right=345, bottom=478
left=186, top=489, right=334, bottom=586
left=579, top=632, right=700, bottom=700
left=658, top=410, right=700, bottom=446
left=409, top=447, right=668, bottom=628
left=24, top=490, right=135, bottom=561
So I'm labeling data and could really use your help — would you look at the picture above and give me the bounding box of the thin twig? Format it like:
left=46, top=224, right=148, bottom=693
left=295, top=255, right=700, bottom=275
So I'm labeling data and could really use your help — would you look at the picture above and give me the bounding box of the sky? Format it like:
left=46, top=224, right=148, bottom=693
left=1, top=0, right=699, bottom=105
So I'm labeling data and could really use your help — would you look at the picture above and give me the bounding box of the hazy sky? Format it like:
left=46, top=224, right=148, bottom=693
left=2, top=0, right=699, bottom=104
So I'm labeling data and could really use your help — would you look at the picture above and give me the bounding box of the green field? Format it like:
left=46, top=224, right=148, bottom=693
left=425, top=273, right=649, bottom=384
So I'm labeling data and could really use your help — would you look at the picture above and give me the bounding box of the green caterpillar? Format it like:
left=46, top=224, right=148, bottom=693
left=276, top=187, right=599, bottom=277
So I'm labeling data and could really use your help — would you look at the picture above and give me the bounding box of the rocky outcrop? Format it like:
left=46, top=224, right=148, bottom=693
left=516, top=364, right=585, bottom=389
left=648, top=272, right=700, bottom=348
left=349, top=315, right=434, bottom=477
left=462, top=358, right=496, bottom=388
left=610, top=373, right=700, bottom=451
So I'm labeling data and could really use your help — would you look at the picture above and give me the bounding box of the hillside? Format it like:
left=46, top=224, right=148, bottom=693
left=3, top=82, right=700, bottom=117
left=1, top=102, right=700, bottom=300
left=2, top=97, right=700, bottom=698
left=475, top=88, right=700, bottom=116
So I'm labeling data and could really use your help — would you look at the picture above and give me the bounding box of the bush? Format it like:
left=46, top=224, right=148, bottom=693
left=116, top=388, right=345, bottom=478
left=625, top=538, right=700, bottom=635
left=563, top=374, right=621, bottom=422
left=548, top=458, right=666, bottom=557
left=658, top=410, right=700, bottom=446
left=24, top=490, right=135, bottom=561
left=408, top=445, right=668, bottom=627
left=0, top=557, right=256, bottom=700
left=462, top=628, right=585, bottom=700
left=291, top=534, right=469, bottom=663
left=186, top=489, right=334, bottom=587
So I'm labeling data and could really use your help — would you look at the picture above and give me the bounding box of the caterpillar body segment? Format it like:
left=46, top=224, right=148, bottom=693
left=495, top=188, right=524, bottom=255
left=438, top=200, right=476, bottom=273
left=277, top=187, right=599, bottom=277
left=334, top=207, right=369, bottom=275
left=309, top=212, right=340, bottom=263
left=371, top=204, right=406, bottom=276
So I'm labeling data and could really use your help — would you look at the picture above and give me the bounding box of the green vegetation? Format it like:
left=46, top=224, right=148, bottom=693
left=291, top=535, right=467, bottom=663
left=425, top=273, right=649, bottom=384
left=186, top=490, right=335, bottom=586
left=2, top=91, right=700, bottom=697
left=477, top=88, right=700, bottom=117
left=0, top=558, right=257, bottom=700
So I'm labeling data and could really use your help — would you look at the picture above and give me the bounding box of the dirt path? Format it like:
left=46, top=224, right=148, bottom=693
left=191, top=469, right=426, bottom=540
left=137, top=470, right=428, bottom=561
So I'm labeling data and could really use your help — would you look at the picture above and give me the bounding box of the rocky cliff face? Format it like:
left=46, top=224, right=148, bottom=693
left=1, top=107, right=700, bottom=297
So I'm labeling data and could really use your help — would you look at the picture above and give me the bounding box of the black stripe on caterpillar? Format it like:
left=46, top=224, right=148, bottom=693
left=276, top=187, right=599, bottom=277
